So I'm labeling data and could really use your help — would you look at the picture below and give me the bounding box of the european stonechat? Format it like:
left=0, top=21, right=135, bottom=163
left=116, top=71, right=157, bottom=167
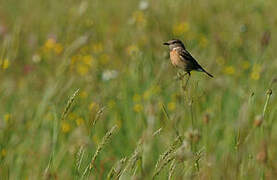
left=163, top=39, right=213, bottom=78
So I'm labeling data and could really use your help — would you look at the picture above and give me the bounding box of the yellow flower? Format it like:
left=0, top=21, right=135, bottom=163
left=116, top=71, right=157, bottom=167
left=71, top=55, right=80, bottom=65
left=133, top=94, right=141, bottom=102
left=1, top=149, right=6, bottom=157
left=216, top=56, right=225, bottom=66
left=251, top=64, right=262, bottom=80
left=251, top=72, right=260, bottom=80
left=224, top=66, right=235, bottom=75
left=2, top=59, right=9, bottom=69
left=167, top=101, right=176, bottom=111
left=134, top=104, right=143, bottom=113
left=126, top=45, right=139, bottom=56
left=132, top=11, right=146, bottom=26
left=92, top=135, right=99, bottom=144
left=173, top=22, right=190, bottom=36
left=4, top=114, right=11, bottom=122
left=92, top=43, right=103, bottom=53
left=80, top=90, right=88, bottom=99
left=116, top=119, right=122, bottom=128
left=242, top=60, right=250, bottom=70
left=199, top=35, right=208, bottom=48
left=143, top=90, right=151, bottom=100
left=77, top=64, right=89, bottom=76
left=108, top=100, right=116, bottom=108
left=75, top=118, right=84, bottom=126
left=82, top=55, right=93, bottom=66
left=54, top=43, right=63, bottom=55
left=61, top=122, right=71, bottom=133
left=89, top=102, right=98, bottom=111
left=44, top=38, right=56, bottom=49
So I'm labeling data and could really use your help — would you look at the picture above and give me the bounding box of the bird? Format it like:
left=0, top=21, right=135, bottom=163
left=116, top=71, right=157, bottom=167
left=163, top=39, right=213, bottom=78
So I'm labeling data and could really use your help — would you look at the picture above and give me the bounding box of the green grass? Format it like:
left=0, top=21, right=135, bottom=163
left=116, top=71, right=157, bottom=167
left=0, top=0, right=277, bottom=179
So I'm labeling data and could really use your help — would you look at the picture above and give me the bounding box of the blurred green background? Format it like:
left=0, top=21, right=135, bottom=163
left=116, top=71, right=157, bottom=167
left=0, top=0, right=276, bottom=179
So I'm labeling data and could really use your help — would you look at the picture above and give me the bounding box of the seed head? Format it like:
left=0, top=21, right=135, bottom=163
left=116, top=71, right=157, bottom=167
left=253, top=115, right=263, bottom=127
left=256, top=141, right=267, bottom=163
left=266, top=89, right=272, bottom=95
left=203, top=113, right=210, bottom=124
left=186, top=129, right=201, bottom=143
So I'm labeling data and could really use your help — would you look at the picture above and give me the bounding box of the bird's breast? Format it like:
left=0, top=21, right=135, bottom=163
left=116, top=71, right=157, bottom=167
left=170, top=50, right=185, bottom=68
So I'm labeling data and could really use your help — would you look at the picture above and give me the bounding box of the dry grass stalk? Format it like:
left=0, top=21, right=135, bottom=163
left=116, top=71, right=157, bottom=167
left=154, top=136, right=182, bottom=175
left=107, top=157, right=127, bottom=179
left=82, top=125, right=118, bottom=177
left=168, top=159, right=176, bottom=180
left=153, top=155, right=175, bottom=179
left=153, top=128, right=162, bottom=137
left=162, top=104, right=170, bottom=121
left=263, top=89, right=272, bottom=117
left=182, top=73, right=190, bottom=92
left=91, top=106, right=105, bottom=128
left=244, top=89, right=273, bottom=145
left=61, top=89, right=79, bottom=121
left=90, top=125, right=118, bottom=169
left=117, top=139, right=143, bottom=178
left=174, top=141, right=192, bottom=162
left=75, top=146, right=84, bottom=173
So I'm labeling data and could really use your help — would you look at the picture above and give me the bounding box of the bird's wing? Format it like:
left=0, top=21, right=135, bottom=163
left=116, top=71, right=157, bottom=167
left=177, top=48, right=201, bottom=68
left=177, top=48, right=214, bottom=77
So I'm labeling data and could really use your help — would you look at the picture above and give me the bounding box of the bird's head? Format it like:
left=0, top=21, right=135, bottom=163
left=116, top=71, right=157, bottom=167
left=163, top=39, right=185, bottom=50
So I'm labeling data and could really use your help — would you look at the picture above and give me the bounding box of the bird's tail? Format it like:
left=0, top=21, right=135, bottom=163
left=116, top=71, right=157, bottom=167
left=197, top=68, right=214, bottom=78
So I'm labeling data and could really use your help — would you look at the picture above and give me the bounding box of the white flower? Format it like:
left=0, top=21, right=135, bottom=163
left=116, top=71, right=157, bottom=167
left=102, top=70, right=118, bottom=81
left=139, top=1, right=149, bottom=10
left=32, top=54, right=41, bottom=63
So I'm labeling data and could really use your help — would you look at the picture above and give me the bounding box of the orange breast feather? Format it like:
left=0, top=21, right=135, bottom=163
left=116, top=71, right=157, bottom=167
left=170, top=50, right=184, bottom=68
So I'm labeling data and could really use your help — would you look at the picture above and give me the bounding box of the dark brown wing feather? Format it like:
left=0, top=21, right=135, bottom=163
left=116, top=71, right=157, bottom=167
left=176, top=47, right=214, bottom=77
left=176, top=47, right=202, bottom=70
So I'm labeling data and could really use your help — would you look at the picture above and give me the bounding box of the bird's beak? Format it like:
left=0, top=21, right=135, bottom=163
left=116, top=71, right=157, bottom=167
left=163, top=42, right=169, bottom=45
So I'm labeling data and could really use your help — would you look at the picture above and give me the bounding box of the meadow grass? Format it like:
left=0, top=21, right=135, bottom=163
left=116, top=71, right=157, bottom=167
left=0, top=0, right=277, bottom=179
